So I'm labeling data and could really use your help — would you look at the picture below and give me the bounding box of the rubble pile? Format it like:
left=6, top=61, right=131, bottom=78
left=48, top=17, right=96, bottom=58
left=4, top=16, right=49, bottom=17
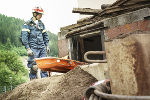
left=0, top=66, right=97, bottom=100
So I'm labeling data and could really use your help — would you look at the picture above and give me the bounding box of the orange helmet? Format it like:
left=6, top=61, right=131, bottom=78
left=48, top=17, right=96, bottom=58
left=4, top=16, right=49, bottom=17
left=32, top=7, right=44, bottom=14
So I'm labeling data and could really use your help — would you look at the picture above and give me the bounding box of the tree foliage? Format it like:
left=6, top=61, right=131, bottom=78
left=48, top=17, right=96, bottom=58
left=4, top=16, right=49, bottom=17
left=0, top=14, right=24, bottom=47
left=47, top=31, right=59, bottom=57
left=0, top=50, right=28, bottom=86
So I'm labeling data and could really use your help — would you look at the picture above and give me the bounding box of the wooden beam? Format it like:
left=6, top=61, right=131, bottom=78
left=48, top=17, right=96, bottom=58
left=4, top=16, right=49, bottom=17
left=60, top=21, right=92, bottom=31
left=66, top=21, right=104, bottom=38
left=111, top=0, right=149, bottom=7
left=101, top=4, right=111, bottom=9
left=99, top=1, right=150, bottom=17
left=80, top=30, right=101, bottom=38
left=111, top=0, right=129, bottom=6
left=72, top=8, right=102, bottom=15
left=77, top=16, right=93, bottom=23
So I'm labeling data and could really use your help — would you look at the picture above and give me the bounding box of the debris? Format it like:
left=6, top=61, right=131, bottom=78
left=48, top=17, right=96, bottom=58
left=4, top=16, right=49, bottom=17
left=0, top=66, right=97, bottom=100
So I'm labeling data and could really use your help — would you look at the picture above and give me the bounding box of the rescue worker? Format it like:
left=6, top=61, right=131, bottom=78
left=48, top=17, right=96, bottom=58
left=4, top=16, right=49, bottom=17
left=21, top=6, right=50, bottom=80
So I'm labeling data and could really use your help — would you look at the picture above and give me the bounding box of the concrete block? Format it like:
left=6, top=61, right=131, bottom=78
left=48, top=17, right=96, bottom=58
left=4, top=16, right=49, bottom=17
left=80, top=63, right=108, bottom=81
left=117, top=14, right=130, bottom=26
left=104, top=8, right=150, bottom=28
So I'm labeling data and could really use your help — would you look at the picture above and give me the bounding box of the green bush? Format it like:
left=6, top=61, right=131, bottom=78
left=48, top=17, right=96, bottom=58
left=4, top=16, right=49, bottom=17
left=47, top=31, right=59, bottom=57
left=12, top=46, right=27, bottom=56
left=0, top=41, right=27, bottom=56
left=0, top=50, right=28, bottom=86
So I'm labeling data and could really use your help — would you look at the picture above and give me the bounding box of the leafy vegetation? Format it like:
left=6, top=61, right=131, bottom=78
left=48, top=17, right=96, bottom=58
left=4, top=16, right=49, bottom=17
left=0, top=50, right=28, bottom=86
left=47, top=31, right=59, bottom=57
left=0, top=14, right=24, bottom=47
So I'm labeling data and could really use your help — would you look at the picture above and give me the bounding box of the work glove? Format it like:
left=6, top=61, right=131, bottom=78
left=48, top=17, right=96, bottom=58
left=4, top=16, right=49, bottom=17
left=32, top=65, right=38, bottom=72
left=27, top=48, right=33, bottom=56
left=46, top=46, right=50, bottom=55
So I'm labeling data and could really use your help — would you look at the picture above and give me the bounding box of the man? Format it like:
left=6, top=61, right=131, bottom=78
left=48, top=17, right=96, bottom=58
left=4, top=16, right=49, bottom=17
left=21, top=6, right=50, bottom=80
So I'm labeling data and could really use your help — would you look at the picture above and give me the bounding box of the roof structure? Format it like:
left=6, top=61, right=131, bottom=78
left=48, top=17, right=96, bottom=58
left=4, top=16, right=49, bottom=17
left=60, top=0, right=150, bottom=38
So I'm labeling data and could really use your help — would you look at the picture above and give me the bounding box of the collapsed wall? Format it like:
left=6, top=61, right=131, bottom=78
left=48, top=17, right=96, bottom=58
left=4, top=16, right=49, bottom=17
left=104, top=8, right=150, bottom=95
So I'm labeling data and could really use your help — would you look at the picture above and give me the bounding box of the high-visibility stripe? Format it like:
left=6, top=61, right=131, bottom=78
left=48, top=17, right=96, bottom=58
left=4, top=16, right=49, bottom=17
left=22, top=29, right=30, bottom=32
left=42, top=30, right=46, bottom=33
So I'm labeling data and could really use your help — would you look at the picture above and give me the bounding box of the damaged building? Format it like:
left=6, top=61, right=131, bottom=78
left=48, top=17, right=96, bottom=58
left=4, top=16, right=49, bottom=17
left=58, top=0, right=150, bottom=96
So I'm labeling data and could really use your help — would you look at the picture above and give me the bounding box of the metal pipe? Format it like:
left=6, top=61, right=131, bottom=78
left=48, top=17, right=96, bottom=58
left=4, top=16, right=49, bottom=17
left=84, top=51, right=107, bottom=63
left=94, top=90, right=150, bottom=100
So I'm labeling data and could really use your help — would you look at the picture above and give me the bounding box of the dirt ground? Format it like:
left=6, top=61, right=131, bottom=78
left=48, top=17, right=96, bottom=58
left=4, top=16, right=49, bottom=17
left=0, top=66, right=97, bottom=100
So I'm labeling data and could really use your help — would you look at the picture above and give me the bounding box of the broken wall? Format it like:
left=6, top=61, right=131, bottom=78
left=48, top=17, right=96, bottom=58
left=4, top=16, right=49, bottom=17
left=104, top=8, right=150, bottom=95
left=58, top=31, right=69, bottom=58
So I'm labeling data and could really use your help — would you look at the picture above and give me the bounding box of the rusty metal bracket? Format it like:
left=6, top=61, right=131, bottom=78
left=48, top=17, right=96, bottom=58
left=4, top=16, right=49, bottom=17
left=84, top=51, right=107, bottom=63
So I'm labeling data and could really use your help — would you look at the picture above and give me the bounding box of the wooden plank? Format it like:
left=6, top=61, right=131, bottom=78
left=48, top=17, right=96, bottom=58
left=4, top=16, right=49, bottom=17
left=72, top=8, right=102, bottom=15
left=124, top=0, right=149, bottom=5
left=66, top=27, right=104, bottom=37
left=101, top=4, right=111, bottom=9
left=60, top=21, right=93, bottom=31
left=78, top=37, right=85, bottom=61
left=77, top=16, right=94, bottom=23
left=99, top=1, right=150, bottom=17
left=70, top=27, right=103, bottom=37
left=111, top=0, right=129, bottom=6
left=80, top=30, right=101, bottom=38
left=66, top=21, right=104, bottom=37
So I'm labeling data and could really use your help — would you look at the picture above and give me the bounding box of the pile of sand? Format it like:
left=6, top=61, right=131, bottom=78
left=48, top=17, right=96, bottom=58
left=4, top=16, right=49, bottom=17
left=0, top=66, right=97, bottom=100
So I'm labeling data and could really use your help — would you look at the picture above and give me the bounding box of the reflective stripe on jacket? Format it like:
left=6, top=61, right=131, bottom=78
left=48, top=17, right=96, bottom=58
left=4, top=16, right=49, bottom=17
left=21, top=18, right=49, bottom=49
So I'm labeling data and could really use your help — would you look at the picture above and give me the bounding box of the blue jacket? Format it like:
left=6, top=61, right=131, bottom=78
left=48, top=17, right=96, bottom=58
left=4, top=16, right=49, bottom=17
left=21, top=18, right=49, bottom=49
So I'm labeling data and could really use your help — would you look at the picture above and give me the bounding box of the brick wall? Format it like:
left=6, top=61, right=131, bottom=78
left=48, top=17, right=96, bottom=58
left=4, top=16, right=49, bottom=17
left=104, top=8, right=150, bottom=40
left=105, top=20, right=150, bottom=39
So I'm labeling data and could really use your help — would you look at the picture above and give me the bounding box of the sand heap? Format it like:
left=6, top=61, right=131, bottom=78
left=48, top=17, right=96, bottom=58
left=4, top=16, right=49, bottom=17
left=0, top=66, right=97, bottom=100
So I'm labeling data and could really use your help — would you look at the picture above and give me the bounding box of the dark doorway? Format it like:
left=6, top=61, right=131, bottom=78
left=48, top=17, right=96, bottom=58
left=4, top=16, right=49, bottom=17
left=83, top=35, right=103, bottom=60
left=76, top=31, right=105, bottom=62
left=70, top=31, right=105, bottom=62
